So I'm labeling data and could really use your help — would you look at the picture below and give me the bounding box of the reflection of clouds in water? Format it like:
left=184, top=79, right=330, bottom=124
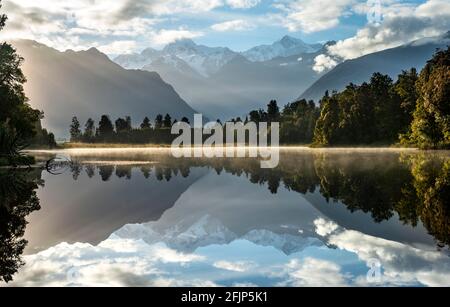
left=314, top=218, right=339, bottom=237
left=213, top=260, right=257, bottom=272
left=7, top=223, right=450, bottom=286
left=281, top=258, right=349, bottom=287
left=314, top=218, right=450, bottom=287
left=9, top=237, right=207, bottom=287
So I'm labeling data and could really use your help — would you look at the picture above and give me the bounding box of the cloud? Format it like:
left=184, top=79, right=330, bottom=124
left=314, top=218, right=450, bottom=287
left=211, top=19, right=255, bottom=32
left=150, top=29, right=204, bottom=45
left=7, top=237, right=206, bottom=287
left=280, top=0, right=356, bottom=33
left=213, top=260, right=256, bottom=272
left=313, top=0, right=450, bottom=72
left=314, top=218, right=339, bottom=236
left=313, top=54, right=338, bottom=73
left=0, top=0, right=217, bottom=53
left=282, top=258, right=349, bottom=287
left=226, top=0, right=261, bottom=9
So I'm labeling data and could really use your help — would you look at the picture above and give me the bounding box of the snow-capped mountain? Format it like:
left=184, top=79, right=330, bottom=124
left=114, top=47, right=160, bottom=70
left=114, top=214, right=322, bottom=255
left=114, top=36, right=322, bottom=76
left=242, top=35, right=322, bottom=62
left=162, top=39, right=238, bottom=76
left=112, top=36, right=325, bottom=119
left=114, top=39, right=238, bottom=77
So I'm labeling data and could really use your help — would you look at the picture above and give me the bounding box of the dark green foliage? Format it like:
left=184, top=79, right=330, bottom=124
left=0, top=169, right=42, bottom=282
left=313, top=49, right=449, bottom=148
left=83, top=118, right=95, bottom=141
left=267, top=100, right=280, bottom=123
left=140, top=117, right=152, bottom=130
left=163, top=114, right=172, bottom=128
left=69, top=116, right=82, bottom=142
left=281, top=99, right=319, bottom=144
left=409, top=47, right=450, bottom=149
left=69, top=114, right=185, bottom=144
left=155, top=114, right=163, bottom=130
left=395, top=68, right=419, bottom=135
left=97, top=115, right=114, bottom=140
left=313, top=72, right=415, bottom=146
left=0, top=122, right=34, bottom=166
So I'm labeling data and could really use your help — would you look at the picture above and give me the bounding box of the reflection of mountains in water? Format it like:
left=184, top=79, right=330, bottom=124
left=24, top=165, right=208, bottom=254
left=115, top=172, right=327, bottom=255
left=26, top=150, right=450, bottom=256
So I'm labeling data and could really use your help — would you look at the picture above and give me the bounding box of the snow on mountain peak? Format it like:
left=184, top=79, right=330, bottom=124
left=114, top=36, right=321, bottom=75
left=242, top=36, right=322, bottom=62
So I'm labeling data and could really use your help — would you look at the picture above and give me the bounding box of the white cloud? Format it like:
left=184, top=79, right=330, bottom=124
left=213, top=260, right=256, bottom=272
left=314, top=0, right=450, bottom=72
left=226, top=0, right=261, bottom=9
left=211, top=19, right=255, bottom=32
left=150, top=29, right=204, bottom=45
left=313, top=54, right=338, bottom=73
left=314, top=218, right=339, bottom=236
left=281, top=0, right=356, bottom=33
left=282, top=258, right=349, bottom=287
left=313, top=218, right=450, bottom=287
left=6, top=237, right=206, bottom=287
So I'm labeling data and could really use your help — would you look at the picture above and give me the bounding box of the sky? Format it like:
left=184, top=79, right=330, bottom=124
left=0, top=0, right=449, bottom=60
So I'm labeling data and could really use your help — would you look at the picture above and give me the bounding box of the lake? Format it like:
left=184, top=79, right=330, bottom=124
left=1, top=148, right=449, bottom=286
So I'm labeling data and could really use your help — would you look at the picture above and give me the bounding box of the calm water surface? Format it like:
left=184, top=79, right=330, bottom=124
left=1, top=148, right=449, bottom=286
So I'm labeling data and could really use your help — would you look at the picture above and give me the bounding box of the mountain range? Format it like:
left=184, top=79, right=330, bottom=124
left=300, top=32, right=450, bottom=102
left=13, top=40, right=197, bottom=137
left=114, top=36, right=325, bottom=119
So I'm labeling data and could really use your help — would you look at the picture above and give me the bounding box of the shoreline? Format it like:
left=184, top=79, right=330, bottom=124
left=26, top=146, right=427, bottom=153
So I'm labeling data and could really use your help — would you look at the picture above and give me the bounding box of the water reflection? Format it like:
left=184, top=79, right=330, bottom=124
left=0, top=169, right=42, bottom=283
left=1, top=149, right=449, bottom=286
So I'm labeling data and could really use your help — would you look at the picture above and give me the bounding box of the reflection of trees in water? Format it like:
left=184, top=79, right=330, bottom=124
left=65, top=153, right=450, bottom=249
left=314, top=154, right=414, bottom=223
left=0, top=169, right=42, bottom=283
left=98, top=165, right=114, bottom=182
left=399, top=155, right=450, bottom=248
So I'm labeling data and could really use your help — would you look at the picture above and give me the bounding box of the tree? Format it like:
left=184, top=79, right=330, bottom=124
left=115, top=117, right=131, bottom=133
left=395, top=68, right=419, bottom=134
left=409, top=47, right=450, bottom=149
left=181, top=117, right=190, bottom=124
left=0, top=2, right=41, bottom=145
left=0, top=169, right=41, bottom=283
left=69, top=116, right=81, bottom=142
left=313, top=92, right=340, bottom=146
left=84, top=118, right=95, bottom=140
left=163, top=114, right=172, bottom=128
left=155, top=114, right=163, bottom=130
left=249, top=110, right=261, bottom=123
left=280, top=99, right=319, bottom=144
left=267, top=100, right=280, bottom=122
left=140, top=117, right=152, bottom=130
left=97, top=115, right=114, bottom=139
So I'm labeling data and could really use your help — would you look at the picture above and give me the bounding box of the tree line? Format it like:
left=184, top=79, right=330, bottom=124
left=244, top=47, right=449, bottom=148
left=69, top=114, right=191, bottom=144
left=312, top=47, right=449, bottom=148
